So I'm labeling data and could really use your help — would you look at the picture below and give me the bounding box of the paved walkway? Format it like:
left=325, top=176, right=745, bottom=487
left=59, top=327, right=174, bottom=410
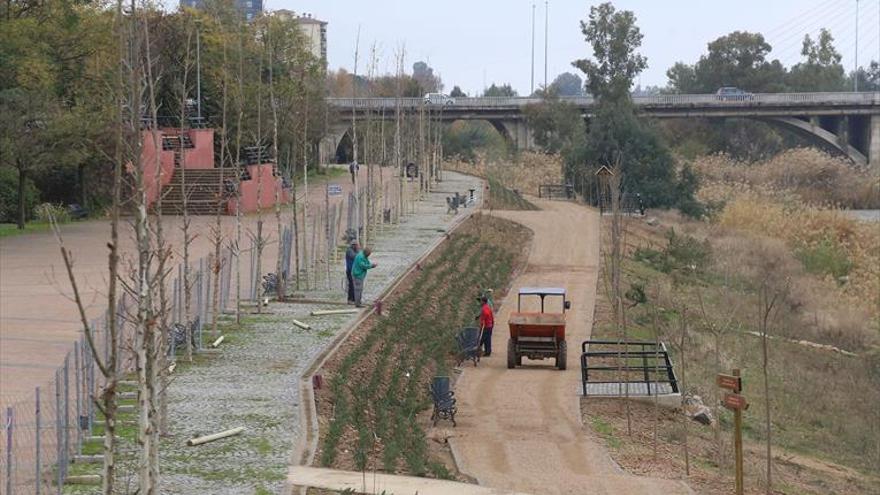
left=288, top=466, right=531, bottom=495
left=158, top=172, right=482, bottom=494
left=449, top=200, right=692, bottom=495
left=0, top=167, right=390, bottom=402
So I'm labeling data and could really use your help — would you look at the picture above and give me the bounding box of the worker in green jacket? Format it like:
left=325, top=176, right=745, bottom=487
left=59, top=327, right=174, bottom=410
left=351, top=247, right=377, bottom=308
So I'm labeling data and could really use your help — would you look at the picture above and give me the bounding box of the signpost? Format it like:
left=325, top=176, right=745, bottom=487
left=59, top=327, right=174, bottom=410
left=719, top=369, right=748, bottom=495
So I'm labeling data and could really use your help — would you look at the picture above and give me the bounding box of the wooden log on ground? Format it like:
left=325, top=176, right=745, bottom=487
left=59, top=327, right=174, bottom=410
left=65, top=475, right=102, bottom=485
left=292, top=319, right=311, bottom=330
left=186, top=426, right=245, bottom=446
left=117, top=405, right=135, bottom=414
left=72, top=455, right=104, bottom=464
left=310, top=309, right=360, bottom=316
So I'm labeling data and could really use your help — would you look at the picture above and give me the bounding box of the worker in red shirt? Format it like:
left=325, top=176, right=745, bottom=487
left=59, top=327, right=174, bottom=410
left=477, top=295, right=494, bottom=357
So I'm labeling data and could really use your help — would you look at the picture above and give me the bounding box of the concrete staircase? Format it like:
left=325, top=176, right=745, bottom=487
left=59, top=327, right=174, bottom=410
left=159, top=168, right=228, bottom=215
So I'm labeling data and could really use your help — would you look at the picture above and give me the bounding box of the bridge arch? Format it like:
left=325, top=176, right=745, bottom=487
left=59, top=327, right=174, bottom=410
left=762, top=117, right=869, bottom=166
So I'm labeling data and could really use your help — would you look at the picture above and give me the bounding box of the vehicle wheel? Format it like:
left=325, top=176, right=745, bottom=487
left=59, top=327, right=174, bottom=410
left=557, top=340, right=567, bottom=370
left=507, top=339, right=516, bottom=369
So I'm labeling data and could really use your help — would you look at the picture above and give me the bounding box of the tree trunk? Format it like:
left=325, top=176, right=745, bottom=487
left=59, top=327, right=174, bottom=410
left=16, top=162, right=26, bottom=229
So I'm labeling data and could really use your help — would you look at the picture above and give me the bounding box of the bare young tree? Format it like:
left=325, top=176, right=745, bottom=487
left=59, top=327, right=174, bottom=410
left=394, top=44, right=405, bottom=224
left=176, top=18, right=196, bottom=361
left=140, top=11, right=167, bottom=491
left=267, top=21, right=286, bottom=301
left=210, top=12, right=230, bottom=338
left=757, top=274, right=788, bottom=494
left=607, top=157, right=632, bottom=436
left=233, top=21, right=245, bottom=324
left=697, top=286, right=741, bottom=467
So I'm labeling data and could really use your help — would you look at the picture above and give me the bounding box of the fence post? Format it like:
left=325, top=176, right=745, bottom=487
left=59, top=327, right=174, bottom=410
left=5, top=406, right=12, bottom=495
left=55, top=370, right=62, bottom=493
left=205, top=256, right=213, bottom=326
left=36, top=386, right=41, bottom=495
left=63, top=355, right=70, bottom=480
left=74, top=341, right=82, bottom=453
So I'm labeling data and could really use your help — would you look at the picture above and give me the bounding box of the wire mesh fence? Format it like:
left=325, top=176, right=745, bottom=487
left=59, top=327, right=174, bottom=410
left=0, top=169, right=409, bottom=493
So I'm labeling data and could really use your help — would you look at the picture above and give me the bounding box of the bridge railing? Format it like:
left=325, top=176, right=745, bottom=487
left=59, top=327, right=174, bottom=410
left=327, top=92, right=879, bottom=109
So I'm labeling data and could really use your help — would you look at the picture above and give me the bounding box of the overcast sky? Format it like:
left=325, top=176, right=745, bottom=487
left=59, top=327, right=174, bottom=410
left=265, top=0, right=878, bottom=95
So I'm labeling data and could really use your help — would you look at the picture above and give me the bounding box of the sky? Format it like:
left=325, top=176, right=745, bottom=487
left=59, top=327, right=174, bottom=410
left=263, top=0, right=879, bottom=95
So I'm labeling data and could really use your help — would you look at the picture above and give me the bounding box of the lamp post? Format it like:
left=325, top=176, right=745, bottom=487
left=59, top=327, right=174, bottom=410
left=544, top=1, right=549, bottom=91
left=854, top=0, right=859, bottom=92
left=531, top=4, right=536, bottom=95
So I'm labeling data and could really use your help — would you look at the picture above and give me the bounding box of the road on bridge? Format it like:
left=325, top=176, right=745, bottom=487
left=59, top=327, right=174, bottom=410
left=449, top=200, right=692, bottom=495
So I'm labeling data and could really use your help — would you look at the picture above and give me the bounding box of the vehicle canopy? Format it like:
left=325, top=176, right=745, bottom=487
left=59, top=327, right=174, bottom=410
left=516, top=287, right=571, bottom=313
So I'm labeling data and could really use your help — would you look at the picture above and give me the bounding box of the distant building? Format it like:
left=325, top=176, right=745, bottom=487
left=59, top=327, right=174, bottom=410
left=181, top=0, right=263, bottom=22
left=275, top=10, right=327, bottom=64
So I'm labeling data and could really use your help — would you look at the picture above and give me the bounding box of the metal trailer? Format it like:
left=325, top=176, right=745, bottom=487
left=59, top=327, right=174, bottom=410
left=507, top=287, right=571, bottom=370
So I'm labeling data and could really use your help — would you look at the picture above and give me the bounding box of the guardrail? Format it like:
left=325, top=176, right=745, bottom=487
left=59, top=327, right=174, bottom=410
left=327, top=92, right=880, bottom=110
left=580, top=340, right=679, bottom=397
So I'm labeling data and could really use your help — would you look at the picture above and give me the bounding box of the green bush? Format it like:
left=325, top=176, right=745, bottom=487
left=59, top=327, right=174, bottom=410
left=796, top=237, right=853, bottom=281
left=634, top=228, right=712, bottom=275
left=0, top=167, right=40, bottom=223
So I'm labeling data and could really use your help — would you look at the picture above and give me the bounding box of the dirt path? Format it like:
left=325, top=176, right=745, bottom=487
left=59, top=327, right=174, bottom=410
left=449, top=200, right=692, bottom=495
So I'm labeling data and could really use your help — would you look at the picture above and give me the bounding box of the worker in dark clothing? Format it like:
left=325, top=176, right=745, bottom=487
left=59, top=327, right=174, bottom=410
left=351, top=247, right=378, bottom=307
left=349, top=161, right=359, bottom=184
left=477, top=296, right=494, bottom=357
left=345, top=241, right=360, bottom=304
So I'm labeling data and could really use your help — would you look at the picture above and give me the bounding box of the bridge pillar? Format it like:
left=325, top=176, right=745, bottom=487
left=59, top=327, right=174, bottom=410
left=495, top=120, right=535, bottom=151
left=870, top=115, right=880, bottom=170
left=321, top=123, right=349, bottom=166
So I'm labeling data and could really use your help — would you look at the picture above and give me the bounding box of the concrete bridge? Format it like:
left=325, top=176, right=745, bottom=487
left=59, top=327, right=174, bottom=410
left=324, top=92, right=880, bottom=167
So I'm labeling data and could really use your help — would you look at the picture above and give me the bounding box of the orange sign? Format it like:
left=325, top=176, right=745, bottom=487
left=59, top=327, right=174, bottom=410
left=723, top=393, right=749, bottom=411
left=717, top=373, right=742, bottom=392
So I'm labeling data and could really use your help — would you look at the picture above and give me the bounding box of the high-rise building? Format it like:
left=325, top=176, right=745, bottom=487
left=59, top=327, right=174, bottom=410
left=180, top=0, right=263, bottom=22
left=275, top=10, right=327, bottom=64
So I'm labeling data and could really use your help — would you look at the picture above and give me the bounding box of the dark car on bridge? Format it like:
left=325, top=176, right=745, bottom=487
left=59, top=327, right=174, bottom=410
left=715, top=87, right=754, bottom=101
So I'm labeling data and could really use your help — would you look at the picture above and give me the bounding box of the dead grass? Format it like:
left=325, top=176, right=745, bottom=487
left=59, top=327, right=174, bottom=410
left=695, top=148, right=880, bottom=209
left=582, top=398, right=880, bottom=495
left=586, top=213, right=880, bottom=494
left=445, top=151, right=564, bottom=197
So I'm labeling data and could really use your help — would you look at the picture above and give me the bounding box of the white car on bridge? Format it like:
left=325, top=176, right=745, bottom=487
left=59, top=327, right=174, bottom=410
left=423, top=93, right=455, bottom=106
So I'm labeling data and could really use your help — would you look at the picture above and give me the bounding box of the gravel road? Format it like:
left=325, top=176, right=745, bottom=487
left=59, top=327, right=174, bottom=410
left=158, top=172, right=482, bottom=494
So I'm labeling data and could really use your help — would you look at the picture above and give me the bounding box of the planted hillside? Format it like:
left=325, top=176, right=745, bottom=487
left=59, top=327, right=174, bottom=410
left=315, top=214, right=531, bottom=477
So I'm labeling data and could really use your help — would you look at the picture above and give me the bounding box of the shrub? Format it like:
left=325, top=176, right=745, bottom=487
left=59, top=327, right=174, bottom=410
left=0, top=167, right=40, bottom=223
left=796, top=237, right=853, bottom=280
left=635, top=229, right=712, bottom=275
left=34, top=203, right=71, bottom=224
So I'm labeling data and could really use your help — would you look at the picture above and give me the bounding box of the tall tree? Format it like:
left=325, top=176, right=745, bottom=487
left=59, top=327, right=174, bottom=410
left=547, top=71, right=584, bottom=96
left=572, top=2, right=684, bottom=209
left=787, top=29, right=846, bottom=91
left=573, top=3, right=646, bottom=102
left=483, top=83, right=517, bottom=97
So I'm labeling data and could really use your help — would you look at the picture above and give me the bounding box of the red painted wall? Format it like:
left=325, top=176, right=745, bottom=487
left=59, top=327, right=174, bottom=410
left=227, top=164, right=290, bottom=214
left=141, top=130, right=175, bottom=208
left=179, top=128, right=214, bottom=169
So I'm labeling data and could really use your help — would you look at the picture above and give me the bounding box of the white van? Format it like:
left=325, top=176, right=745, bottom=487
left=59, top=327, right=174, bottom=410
left=423, top=93, right=455, bottom=106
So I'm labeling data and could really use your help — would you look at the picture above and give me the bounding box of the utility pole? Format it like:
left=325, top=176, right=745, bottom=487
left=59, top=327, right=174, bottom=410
left=531, top=3, right=536, bottom=95
left=544, top=0, right=549, bottom=91
left=854, top=0, right=860, bottom=92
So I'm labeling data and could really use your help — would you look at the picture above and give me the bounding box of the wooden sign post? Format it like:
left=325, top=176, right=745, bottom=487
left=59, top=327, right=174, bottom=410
left=718, top=369, right=748, bottom=495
